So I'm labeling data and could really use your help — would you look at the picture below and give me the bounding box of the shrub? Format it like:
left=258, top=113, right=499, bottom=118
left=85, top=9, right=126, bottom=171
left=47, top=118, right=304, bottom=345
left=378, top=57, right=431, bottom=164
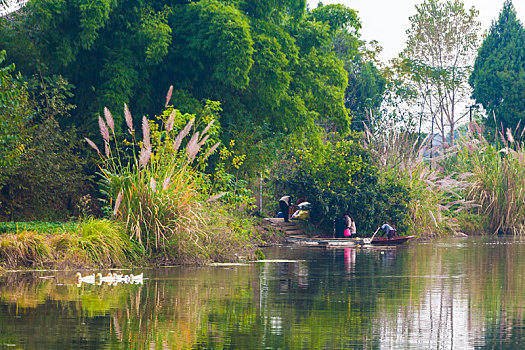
left=457, top=123, right=525, bottom=235
left=85, top=93, right=257, bottom=262
left=75, top=218, right=141, bottom=266
left=0, top=231, right=52, bottom=267
left=271, top=131, right=412, bottom=235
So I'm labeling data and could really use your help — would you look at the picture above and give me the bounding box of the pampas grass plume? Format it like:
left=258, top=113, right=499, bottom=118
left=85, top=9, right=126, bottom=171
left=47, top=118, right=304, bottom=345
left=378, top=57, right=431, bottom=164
left=104, top=107, right=115, bottom=133
left=142, top=116, right=150, bottom=150
left=173, top=118, right=194, bottom=152
left=186, top=132, right=200, bottom=161
left=99, top=116, right=110, bottom=144
left=163, top=176, right=171, bottom=190
left=207, top=192, right=226, bottom=203
left=165, top=85, right=173, bottom=107
left=203, top=142, right=220, bottom=161
left=201, top=119, right=214, bottom=136
left=197, top=135, right=210, bottom=149
left=166, top=110, right=176, bottom=132
left=85, top=137, right=100, bottom=154
left=139, top=147, right=151, bottom=167
left=124, top=103, right=133, bottom=134
left=113, top=190, right=123, bottom=217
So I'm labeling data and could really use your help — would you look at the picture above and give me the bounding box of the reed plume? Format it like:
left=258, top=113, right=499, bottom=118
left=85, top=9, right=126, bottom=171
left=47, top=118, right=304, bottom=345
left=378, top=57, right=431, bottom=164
left=142, top=116, right=150, bottom=150
left=124, top=103, right=133, bottom=134
left=165, top=85, right=173, bottom=107
left=104, top=107, right=115, bottom=133
left=85, top=137, right=100, bottom=154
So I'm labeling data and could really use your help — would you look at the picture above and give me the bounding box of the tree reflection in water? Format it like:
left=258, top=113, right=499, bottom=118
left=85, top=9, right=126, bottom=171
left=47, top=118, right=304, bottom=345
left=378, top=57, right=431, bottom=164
left=1, top=238, right=525, bottom=348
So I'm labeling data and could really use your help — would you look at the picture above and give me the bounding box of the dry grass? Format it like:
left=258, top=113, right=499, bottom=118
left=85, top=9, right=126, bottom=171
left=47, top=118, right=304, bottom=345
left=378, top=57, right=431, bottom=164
left=0, top=231, right=51, bottom=267
left=0, top=219, right=140, bottom=268
left=457, top=122, right=525, bottom=235
left=363, top=115, right=474, bottom=237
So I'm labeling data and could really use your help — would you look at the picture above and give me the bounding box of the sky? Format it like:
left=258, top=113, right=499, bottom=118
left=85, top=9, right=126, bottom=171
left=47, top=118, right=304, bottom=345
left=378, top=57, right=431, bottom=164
left=307, top=0, right=525, bottom=62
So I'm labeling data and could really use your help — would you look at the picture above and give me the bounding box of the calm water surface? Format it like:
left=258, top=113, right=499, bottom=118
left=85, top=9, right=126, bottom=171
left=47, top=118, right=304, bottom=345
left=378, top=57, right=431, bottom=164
left=1, top=237, right=525, bottom=349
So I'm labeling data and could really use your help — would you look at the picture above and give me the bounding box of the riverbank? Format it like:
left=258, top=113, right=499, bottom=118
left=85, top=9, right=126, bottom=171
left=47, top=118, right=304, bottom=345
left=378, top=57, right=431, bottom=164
left=0, top=214, right=275, bottom=269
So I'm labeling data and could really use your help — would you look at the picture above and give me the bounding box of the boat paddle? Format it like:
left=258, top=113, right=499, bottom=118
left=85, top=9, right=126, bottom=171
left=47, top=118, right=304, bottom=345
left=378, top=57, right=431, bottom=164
left=363, top=226, right=380, bottom=244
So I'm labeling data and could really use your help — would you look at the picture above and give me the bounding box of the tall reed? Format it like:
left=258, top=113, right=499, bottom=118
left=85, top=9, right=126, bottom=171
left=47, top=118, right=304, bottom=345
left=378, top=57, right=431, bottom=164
left=457, top=122, right=525, bottom=234
left=363, top=119, right=473, bottom=236
left=85, top=96, right=221, bottom=254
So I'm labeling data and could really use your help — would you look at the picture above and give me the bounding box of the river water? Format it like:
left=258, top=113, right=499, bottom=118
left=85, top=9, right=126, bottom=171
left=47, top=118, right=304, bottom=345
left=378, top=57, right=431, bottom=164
left=1, top=237, right=525, bottom=349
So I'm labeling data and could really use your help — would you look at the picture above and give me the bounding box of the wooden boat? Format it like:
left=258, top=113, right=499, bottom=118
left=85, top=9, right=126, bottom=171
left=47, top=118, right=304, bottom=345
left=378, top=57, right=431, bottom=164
left=286, top=234, right=414, bottom=247
left=286, top=235, right=356, bottom=247
left=365, top=235, right=415, bottom=246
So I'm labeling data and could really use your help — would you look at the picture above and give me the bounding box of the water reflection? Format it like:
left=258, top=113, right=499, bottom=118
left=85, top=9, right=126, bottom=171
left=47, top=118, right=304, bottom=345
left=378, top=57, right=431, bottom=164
left=344, top=247, right=356, bottom=274
left=1, top=238, right=525, bottom=348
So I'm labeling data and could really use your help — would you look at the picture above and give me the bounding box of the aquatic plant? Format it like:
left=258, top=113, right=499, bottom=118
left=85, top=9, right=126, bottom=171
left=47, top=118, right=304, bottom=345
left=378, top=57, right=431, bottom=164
left=457, top=122, right=525, bottom=235
left=362, top=119, right=473, bottom=236
left=75, top=218, right=141, bottom=266
left=85, top=90, right=258, bottom=263
left=0, top=231, right=51, bottom=267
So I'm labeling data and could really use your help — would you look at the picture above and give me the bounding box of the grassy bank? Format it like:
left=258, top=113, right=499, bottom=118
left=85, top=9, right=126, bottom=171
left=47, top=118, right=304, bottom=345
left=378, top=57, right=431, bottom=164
left=0, top=219, right=139, bottom=269
left=0, top=213, right=264, bottom=269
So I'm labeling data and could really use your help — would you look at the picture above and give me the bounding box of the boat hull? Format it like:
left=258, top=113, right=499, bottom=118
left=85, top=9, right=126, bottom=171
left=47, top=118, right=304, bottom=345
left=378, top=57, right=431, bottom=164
left=368, top=236, right=414, bottom=246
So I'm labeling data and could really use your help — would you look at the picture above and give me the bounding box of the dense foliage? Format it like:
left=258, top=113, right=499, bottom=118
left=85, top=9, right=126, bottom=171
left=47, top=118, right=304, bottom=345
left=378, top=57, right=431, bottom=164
left=0, top=62, right=90, bottom=221
left=3, top=0, right=525, bottom=267
left=0, top=0, right=384, bottom=174
left=0, top=50, right=33, bottom=177
left=469, top=0, right=525, bottom=137
left=271, top=132, right=411, bottom=235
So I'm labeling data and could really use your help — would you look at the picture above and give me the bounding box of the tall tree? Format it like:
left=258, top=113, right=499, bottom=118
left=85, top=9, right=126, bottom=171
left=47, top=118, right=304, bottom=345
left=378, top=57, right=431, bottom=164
left=0, top=0, right=355, bottom=174
left=469, top=0, right=525, bottom=136
left=308, top=3, right=386, bottom=132
left=400, top=0, right=480, bottom=147
left=0, top=50, right=33, bottom=173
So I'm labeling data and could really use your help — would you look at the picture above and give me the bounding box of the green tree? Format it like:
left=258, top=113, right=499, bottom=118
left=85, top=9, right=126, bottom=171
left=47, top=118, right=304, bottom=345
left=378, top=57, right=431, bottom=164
left=400, top=0, right=480, bottom=147
left=469, top=0, right=525, bottom=136
left=308, top=3, right=386, bottom=132
left=272, top=132, right=411, bottom=234
left=0, top=0, right=362, bottom=176
left=0, top=50, right=33, bottom=175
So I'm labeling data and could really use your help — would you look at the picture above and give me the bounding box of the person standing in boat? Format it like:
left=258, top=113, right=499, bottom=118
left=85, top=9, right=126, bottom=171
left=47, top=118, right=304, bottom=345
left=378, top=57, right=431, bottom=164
left=380, top=223, right=397, bottom=239
left=279, top=195, right=293, bottom=222
left=344, top=214, right=357, bottom=237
